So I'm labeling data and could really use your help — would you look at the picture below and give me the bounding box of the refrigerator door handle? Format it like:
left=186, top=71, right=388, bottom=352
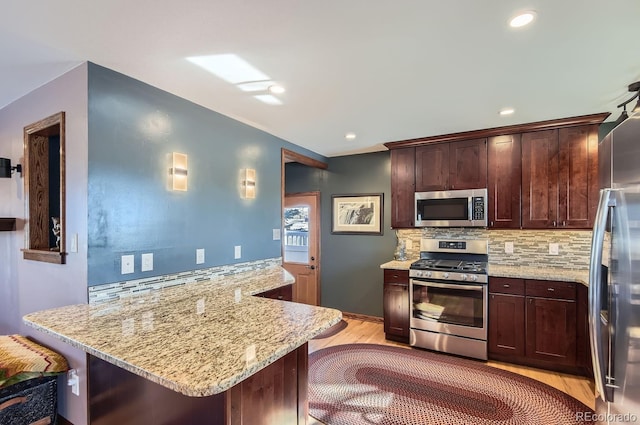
left=589, top=188, right=615, bottom=403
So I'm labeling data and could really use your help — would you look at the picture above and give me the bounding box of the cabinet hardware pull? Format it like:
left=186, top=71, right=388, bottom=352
left=503, top=284, right=510, bottom=288
left=491, top=221, right=494, bottom=227
left=553, top=221, right=557, bottom=227
left=563, top=221, right=566, bottom=226
left=548, top=287, right=555, bottom=292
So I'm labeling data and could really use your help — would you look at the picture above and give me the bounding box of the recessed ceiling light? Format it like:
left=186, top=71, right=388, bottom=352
left=509, top=11, right=536, bottom=28
left=254, top=94, right=283, bottom=105
left=500, top=108, right=515, bottom=116
left=345, top=132, right=357, bottom=141
left=268, top=84, right=285, bottom=94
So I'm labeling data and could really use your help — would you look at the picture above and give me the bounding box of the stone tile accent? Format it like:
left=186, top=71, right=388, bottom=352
left=396, top=228, right=592, bottom=270
left=89, top=257, right=282, bottom=305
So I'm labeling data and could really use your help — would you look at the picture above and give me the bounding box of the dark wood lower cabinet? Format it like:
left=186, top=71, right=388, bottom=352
left=488, top=293, right=525, bottom=357
left=526, top=296, right=576, bottom=365
left=88, top=343, right=308, bottom=425
left=255, top=284, right=293, bottom=301
left=383, top=269, right=410, bottom=344
left=488, top=277, right=589, bottom=376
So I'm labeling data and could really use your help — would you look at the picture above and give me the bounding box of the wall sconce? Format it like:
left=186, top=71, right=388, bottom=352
left=242, top=168, right=256, bottom=199
left=170, top=152, right=188, bottom=191
left=0, top=158, right=22, bottom=178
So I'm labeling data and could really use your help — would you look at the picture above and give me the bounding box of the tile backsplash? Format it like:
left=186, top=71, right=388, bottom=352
left=396, top=228, right=592, bottom=270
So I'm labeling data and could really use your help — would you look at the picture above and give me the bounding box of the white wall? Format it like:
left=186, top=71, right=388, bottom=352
left=0, top=63, right=89, bottom=425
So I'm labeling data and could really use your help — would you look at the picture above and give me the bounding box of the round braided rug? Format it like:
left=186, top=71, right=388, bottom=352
left=309, top=344, right=595, bottom=425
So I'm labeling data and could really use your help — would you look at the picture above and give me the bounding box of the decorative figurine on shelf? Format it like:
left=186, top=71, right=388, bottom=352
left=51, top=217, right=61, bottom=251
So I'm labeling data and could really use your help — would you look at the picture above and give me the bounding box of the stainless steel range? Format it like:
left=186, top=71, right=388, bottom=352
left=409, top=239, right=488, bottom=360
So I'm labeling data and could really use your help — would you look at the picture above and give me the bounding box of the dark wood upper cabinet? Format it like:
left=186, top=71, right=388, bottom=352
left=522, top=125, right=599, bottom=229
left=558, top=125, right=599, bottom=228
left=449, top=138, right=487, bottom=190
left=522, top=129, right=559, bottom=229
left=415, top=143, right=449, bottom=191
left=390, top=147, right=416, bottom=228
left=488, top=134, right=521, bottom=228
left=385, top=113, right=608, bottom=231
left=415, top=139, right=486, bottom=192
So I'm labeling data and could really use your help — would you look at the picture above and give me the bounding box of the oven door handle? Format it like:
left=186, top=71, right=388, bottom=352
left=411, top=280, right=483, bottom=291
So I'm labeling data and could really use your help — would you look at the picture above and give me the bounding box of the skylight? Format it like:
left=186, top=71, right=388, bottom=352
left=187, top=54, right=270, bottom=84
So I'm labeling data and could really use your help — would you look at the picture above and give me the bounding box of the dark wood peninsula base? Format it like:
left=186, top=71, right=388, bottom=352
left=88, top=343, right=309, bottom=425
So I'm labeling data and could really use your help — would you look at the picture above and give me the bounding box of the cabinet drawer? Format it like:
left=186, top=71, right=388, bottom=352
left=384, top=269, right=409, bottom=284
left=525, top=280, right=576, bottom=300
left=489, top=277, right=525, bottom=295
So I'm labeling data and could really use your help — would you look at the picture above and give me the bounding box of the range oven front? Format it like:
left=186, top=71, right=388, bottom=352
left=409, top=239, right=489, bottom=360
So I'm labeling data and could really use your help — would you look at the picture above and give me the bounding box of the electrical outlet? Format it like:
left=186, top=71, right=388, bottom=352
left=141, top=253, right=153, bottom=272
left=549, top=243, right=560, bottom=255
left=405, top=239, right=413, bottom=250
left=67, top=369, right=80, bottom=396
left=196, top=248, right=205, bottom=264
left=121, top=255, right=134, bottom=274
left=234, top=245, right=241, bottom=259
left=505, top=242, right=514, bottom=254
left=273, top=228, right=281, bottom=240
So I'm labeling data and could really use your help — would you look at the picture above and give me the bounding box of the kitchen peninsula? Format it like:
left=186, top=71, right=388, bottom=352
left=24, top=266, right=341, bottom=425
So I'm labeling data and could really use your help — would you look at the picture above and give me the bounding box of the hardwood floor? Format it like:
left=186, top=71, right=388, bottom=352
left=307, top=316, right=595, bottom=424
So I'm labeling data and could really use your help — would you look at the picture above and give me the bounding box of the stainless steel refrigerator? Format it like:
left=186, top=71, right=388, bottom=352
left=590, top=112, right=640, bottom=424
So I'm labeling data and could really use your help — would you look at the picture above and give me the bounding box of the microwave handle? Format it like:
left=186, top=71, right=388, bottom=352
left=468, top=196, right=473, bottom=222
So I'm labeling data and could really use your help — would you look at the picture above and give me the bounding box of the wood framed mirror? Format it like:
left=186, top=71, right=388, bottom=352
left=22, top=112, right=66, bottom=264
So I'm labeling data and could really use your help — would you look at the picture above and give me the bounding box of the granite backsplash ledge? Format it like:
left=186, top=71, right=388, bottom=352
left=395, top=228, right=592, bottom=270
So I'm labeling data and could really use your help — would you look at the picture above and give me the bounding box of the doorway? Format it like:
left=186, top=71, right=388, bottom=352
left=284, top=192, right=320, bottom=305
left=281, top=149, right=327, bottom=306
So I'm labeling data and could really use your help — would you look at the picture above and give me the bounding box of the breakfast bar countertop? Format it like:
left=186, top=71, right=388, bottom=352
left=23, top=266, right=342, bottom=397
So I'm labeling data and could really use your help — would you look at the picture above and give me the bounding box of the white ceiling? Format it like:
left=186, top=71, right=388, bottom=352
left=2, top=1, right=640, bottom=157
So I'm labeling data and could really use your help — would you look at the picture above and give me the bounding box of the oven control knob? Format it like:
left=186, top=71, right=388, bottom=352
left=461, top=274, right=468, bottom=281
left=469, top=275, right=478, bottom=282
left=442, top=273, right=449, bottom=279
left=425, top=271, right=432, bottom=278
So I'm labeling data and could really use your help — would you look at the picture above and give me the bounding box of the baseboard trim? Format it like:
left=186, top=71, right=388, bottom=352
left=342, top=311, right=383, bottom=323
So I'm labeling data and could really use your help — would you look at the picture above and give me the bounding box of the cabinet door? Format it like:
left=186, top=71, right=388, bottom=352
left=558, top=125, right=599, bottom=229
left=449, top=138, right=487, bottom=190
left=526, top=297, right=577, bottom=365
left=415, top=144, right=449, bottom=191
left=522, top=129, right=559, bottom=228
left=390, top=148, right=416, bottom=228
left=383, top=271, right=409, bottom=343
left=489, top=293, right=526, bottom=357
left=488, top=134, right=521, bottom=228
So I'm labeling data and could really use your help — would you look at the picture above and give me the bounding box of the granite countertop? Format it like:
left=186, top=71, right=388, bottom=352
left=23, top=266, right=342, bottom=397
left=488, top=264, right=589, bottom=286
left=380, top=260, right=589, bottom=286
left=379, top=259, right=416, bottom=270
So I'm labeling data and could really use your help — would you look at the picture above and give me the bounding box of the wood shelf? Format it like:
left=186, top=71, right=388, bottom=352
left=0, top=218, right=16, bottom=231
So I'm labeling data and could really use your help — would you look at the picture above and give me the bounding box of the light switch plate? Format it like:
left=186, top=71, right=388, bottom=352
left=234, top=245, right=241, bottom=259
left=141, top=253, right=153, bottom=272
left=196, top=248, right=205, bottom=264
left=70, top=233, right=78, bottom=253
left=549, top=243, right=560, bottom=255
left=505, top=242, right=514, bottom=254
left=121, top=255, right=134, bottom=274
left=272, top=228, right=281, bottom=240
left=405, top=239, right=413, bottom=250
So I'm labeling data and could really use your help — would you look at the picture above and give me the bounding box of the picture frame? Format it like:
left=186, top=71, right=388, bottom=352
left=331, top=193, right=384, bottom=235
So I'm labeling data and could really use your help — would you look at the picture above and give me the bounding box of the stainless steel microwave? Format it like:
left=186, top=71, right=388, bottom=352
left=415, top=188, right=488, bottom=227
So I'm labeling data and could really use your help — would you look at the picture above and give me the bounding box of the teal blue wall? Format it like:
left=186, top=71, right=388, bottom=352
left=286, top=151, right=397, bottom=317
left=87, top=63, right=325, bottom=285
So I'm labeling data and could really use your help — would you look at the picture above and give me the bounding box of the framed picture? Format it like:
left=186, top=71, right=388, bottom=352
left=331, top=193, right=384, bottom=235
